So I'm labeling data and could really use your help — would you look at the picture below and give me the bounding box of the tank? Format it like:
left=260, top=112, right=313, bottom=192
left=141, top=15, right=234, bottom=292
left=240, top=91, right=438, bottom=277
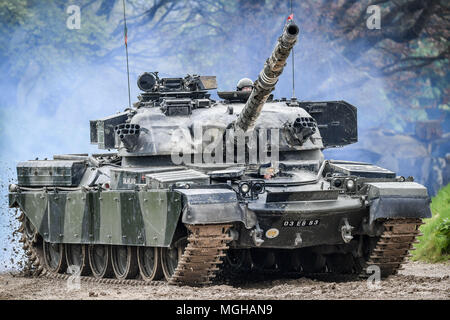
left=9, top=19, right=431, bottom=286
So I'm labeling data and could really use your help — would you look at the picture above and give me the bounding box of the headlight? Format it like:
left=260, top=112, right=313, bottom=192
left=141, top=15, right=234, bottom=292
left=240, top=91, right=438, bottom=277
left=240, top=183, right=250, bottom=194
left=238, top=180, right=265, bottom=198
left=334, top=179, right=342, bottom=188
left=345, top=179, right=355, bottom=191
left=251, top=182, right=264, bottom=194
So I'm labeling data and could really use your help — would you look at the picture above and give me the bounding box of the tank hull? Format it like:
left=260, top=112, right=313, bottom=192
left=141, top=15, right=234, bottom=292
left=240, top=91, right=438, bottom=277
left=9, top=179, right=431, bottom=249
left=9, top=160, right=431, bottom=285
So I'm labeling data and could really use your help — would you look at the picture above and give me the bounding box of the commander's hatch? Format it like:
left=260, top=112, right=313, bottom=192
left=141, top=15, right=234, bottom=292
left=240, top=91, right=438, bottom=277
left=298, top=101, right=357, bottom=148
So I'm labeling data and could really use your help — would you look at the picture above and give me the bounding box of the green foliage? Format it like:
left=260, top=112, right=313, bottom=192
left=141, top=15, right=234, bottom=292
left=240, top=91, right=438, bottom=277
left=409, top=38, right=450, bottom=119
left=412, top=184, right=450, bottom=262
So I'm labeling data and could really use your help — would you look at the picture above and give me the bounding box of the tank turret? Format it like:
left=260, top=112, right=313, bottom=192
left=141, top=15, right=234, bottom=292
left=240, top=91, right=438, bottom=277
left=235, top=20, right=299, bottom=132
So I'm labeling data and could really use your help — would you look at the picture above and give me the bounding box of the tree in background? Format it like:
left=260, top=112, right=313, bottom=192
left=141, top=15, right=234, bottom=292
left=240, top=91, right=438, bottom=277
left=1, top=1, right=447, bottom=122
left=0, top=0, right=448, bottom=137
left=307, top=0, right=449, bottom=131
left=99, top=0, right=450, bottom=131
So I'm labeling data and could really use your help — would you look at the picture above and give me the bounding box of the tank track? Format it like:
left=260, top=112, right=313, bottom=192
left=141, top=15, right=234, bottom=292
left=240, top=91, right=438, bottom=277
left=358, top=218, right=423, bottom=277
left=17, top=210, right=231, bottom=286
left=17, top=211, right=44, bottom=277
left=16, top=208, right=423, bottom=285
left=216, top=219, right=425, bottom=280
left=169, top=224, right=232, bottom=286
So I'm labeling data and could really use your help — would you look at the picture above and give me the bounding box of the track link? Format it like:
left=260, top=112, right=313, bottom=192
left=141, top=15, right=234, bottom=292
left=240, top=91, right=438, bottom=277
left=16, top=209, right=423, bottom=285
left=361, top=218, right=423, bottom=277
left=17, top=210, right=232, bottom=286
left=168, top=224, right=232, bottom=286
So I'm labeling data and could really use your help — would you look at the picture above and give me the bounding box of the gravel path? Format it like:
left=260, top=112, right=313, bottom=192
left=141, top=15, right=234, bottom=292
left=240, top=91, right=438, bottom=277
left=0, top=260, right=448, bottom=300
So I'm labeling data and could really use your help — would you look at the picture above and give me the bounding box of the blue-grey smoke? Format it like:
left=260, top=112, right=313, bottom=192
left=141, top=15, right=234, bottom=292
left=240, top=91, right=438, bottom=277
left=0, top=1, right=447, bottom=271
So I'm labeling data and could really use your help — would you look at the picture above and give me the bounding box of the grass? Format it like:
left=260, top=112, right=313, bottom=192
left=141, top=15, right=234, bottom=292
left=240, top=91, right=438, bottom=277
left=411, top=183, right=450, bottom=262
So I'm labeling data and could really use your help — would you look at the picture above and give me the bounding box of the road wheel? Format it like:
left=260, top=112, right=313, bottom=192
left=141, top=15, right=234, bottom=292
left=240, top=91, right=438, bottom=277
left=137, top=246, right=163, bottom=281
left=326, top=253, right=355, bottom=274
left=88, top=244, right=114, bottom=278
left=224, top=249, right=252, bottom=275
left=250, top=249, right=277, bottom=270
left=298, top=250, right=326, bottom=273
left=160, top=245, right=184, bottom=281
left=43, top=241, right=67, bottom=273
left=276, top=249, right=302, bottom=273
left=65, top=244, right=91, bottom=276
left=111, top=246, right=139, bottom=280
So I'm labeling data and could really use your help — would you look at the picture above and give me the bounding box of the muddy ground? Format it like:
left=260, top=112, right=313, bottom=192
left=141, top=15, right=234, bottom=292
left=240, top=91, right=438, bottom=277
left=0, top=260, right=448, bottom=300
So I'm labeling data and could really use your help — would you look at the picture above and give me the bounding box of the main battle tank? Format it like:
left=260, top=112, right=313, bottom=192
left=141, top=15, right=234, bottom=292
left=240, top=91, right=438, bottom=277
left=9, top=19, right=431, bottom=286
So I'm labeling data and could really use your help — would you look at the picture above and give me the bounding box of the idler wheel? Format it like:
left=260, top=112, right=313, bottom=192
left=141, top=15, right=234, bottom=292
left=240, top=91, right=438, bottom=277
left=160, top=244, right=184, bottom=281
left=137, top=246, right=163, bottom=281
left=43, top=241, right=67, bottom=273
left=65, top=244, right=91, bottom=276
left=110, top=245, right=139, bottom=280
left=88, top=244, right=114, bottom=278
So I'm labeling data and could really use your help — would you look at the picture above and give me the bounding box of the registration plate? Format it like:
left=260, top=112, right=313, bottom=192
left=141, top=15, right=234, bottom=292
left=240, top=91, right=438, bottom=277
left=283, top=219, right=320, bottom=227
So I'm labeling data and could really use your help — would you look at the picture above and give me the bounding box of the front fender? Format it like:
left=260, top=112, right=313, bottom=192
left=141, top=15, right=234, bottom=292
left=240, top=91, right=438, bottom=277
left=367, top=182, right=432, bottom=223
left=175, top=188, right=249, bottom=226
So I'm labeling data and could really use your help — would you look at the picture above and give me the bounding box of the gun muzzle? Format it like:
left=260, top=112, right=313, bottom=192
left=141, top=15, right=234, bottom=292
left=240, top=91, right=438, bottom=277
left=235, top=21, right=300, bottom=132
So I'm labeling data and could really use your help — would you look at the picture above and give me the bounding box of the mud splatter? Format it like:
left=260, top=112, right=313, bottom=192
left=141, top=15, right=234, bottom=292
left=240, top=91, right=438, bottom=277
left=0, top=161, right=26, bottom=273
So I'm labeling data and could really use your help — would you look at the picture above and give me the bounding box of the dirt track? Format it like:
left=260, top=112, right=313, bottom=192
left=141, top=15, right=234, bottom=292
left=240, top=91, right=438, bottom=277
left=0, top=260, right=448, bottom=300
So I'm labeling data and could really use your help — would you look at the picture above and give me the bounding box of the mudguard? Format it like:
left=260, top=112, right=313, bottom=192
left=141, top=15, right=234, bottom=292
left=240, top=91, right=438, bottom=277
left=367, top=182, right=432, bottom=223
left=176, top=188, right=249, bottom=226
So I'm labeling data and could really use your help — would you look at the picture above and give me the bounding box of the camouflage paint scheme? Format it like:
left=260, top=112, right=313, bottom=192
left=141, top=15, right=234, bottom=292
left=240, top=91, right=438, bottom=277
left=8, top=174, right=431, bottom=249
left=10, top=189, right=181, bottom=247
left=8, top=19, right=431, bottom=253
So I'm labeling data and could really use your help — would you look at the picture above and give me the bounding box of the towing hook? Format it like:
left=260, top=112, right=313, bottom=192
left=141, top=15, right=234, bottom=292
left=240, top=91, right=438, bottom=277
left=341, top=218, right=354, bottom=243
left=250, top=225, right=264, bottom=247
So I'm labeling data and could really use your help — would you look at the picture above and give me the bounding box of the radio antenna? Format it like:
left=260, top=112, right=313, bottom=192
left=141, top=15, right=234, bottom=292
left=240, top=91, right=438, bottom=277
left=122, top=0, right=131, bottom=108
left=290, top=0, right=296, bottom=99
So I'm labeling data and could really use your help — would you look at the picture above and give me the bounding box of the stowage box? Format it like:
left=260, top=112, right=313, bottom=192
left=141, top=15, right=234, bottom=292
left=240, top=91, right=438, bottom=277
left=146, top=169, right=210, bottom=189
left=17, top=160, right=86, bottom=187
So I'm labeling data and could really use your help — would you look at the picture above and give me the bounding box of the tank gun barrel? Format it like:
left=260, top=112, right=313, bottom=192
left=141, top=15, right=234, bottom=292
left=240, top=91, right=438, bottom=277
left=235, top=21, right=299, bottom=132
